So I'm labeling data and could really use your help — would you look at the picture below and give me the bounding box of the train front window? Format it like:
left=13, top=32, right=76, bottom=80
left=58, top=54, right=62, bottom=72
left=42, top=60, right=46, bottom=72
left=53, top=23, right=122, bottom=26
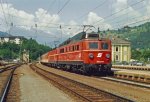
left=89, top=42, right=98, bottom=49
left=88, top=34, right=99, bottom=38
left=102, top=42, right=109, bottom=49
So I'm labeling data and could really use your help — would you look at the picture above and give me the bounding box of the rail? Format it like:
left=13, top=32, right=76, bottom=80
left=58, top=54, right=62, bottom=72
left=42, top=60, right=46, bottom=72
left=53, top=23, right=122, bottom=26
left=0, top=64, right=21, bottom=102
left=0, top=64, right=16, bottom=73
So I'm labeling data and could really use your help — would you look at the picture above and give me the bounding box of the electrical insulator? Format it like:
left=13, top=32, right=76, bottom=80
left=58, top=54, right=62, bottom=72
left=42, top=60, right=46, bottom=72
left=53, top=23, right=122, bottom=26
left=11, top=22, right=13, bottom=26
left=35, top=24, right=37, bottom=27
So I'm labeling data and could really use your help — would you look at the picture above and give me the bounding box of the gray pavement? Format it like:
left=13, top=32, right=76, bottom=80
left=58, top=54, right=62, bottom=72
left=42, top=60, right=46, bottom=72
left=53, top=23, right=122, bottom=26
left=19, top=64, right=74, bottom=102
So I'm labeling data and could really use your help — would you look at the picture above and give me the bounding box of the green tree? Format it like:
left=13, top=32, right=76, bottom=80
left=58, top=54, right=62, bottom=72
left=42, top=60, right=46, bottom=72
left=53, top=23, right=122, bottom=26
left=0, top=38, right=51, bottom=61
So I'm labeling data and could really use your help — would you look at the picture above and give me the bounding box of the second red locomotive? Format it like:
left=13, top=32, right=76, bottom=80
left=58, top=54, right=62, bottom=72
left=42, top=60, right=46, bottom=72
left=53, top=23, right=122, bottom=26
left=41, top=31, right=112, bottom=75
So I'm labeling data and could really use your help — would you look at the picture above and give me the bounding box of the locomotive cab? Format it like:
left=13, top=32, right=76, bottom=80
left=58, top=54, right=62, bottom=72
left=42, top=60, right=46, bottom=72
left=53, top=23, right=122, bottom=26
left=81, top=33, right=112, bottom=74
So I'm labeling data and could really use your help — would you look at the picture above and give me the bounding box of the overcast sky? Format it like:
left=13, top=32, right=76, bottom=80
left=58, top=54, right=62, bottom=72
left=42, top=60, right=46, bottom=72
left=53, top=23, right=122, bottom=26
left=0, top=0, right=150, bottom=45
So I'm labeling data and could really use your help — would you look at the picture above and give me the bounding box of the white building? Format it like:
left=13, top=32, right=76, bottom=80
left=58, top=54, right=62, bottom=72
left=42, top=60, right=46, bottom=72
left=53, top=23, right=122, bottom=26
left=0, top=36, right=23, bottom=44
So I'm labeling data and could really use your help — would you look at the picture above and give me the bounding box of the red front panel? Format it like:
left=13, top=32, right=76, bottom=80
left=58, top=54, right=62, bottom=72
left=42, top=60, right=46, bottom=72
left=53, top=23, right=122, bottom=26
left=82, top=50, right=111, bottom=64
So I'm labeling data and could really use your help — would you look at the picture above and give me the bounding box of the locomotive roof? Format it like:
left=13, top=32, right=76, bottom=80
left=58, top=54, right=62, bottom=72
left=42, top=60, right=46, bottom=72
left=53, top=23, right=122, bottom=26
left=59, top=32, right=99, bottom=47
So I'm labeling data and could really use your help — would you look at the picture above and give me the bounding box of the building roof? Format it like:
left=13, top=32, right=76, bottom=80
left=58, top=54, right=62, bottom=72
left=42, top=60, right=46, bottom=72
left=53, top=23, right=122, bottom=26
left=111, top=36, right=130, bottom=45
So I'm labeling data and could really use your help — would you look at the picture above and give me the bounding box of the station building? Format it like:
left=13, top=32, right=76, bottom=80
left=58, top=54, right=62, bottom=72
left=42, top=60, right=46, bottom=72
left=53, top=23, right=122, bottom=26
left=111, top=36, right=131, bottom=64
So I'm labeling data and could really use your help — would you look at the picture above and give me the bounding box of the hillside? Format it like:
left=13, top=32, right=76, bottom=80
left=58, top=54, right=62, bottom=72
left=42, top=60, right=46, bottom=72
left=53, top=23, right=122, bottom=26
left=104, top=22, right=150, bottom=49
left=0, top=38, right=51, bottom=61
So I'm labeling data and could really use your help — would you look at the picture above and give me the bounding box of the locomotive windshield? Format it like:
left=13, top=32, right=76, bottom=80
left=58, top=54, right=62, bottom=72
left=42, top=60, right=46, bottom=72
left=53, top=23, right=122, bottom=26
left=101, top=42, right=109, bottom=49
left=89, top=42, right=98, bottom=49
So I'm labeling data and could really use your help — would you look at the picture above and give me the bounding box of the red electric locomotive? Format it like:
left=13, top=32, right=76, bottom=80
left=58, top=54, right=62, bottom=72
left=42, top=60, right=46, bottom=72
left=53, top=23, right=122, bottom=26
left=41, top=31, right=112, bottom=75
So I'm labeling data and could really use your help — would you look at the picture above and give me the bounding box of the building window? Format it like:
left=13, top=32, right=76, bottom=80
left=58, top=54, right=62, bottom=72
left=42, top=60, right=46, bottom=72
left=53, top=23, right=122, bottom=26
left=116, top=47, right=118, bottom=52
left=116, top=55, right=119, bottom=61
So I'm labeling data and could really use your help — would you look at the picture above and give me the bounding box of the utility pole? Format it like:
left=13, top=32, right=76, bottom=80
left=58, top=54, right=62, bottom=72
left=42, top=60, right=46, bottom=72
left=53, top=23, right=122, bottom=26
left=9, top=22, right=13, bottom=35
left=60, top=25, right=62, bottom=43
left=19, top=37, right=23, bottom=62
left=9, top=22, right=13, bottom=61
left=54, top=41, right=59, bottom=48
left=35, top=23, right=37, bottom=40
left=68, top=27, right=71, bottom=38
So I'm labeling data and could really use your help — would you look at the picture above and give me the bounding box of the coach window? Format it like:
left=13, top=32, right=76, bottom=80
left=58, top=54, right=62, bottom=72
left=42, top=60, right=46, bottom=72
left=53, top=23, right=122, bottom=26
left=73, top=46, right=75, bottom=51
left=89, top=42, right=98, bottom=49
left=77, top=45, right=79, bottom=50
left=101, top=42, right=108, bottom=49
left=66, top=47, right=67, bottom=52
left=60, top=48, right=64, bottom=53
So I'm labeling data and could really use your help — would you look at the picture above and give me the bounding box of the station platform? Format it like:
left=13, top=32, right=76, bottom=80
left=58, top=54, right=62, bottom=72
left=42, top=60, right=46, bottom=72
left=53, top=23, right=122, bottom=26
left=113, top=69, right=150, bottom=83
left=17, top=64, right=74, bottom=102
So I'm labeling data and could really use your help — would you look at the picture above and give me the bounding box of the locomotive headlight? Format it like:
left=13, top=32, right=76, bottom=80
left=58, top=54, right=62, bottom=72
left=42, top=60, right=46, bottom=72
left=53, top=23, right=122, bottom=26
left=106, top=54, right=110, bottom=58
left=89, top=53, right=94, bottom=59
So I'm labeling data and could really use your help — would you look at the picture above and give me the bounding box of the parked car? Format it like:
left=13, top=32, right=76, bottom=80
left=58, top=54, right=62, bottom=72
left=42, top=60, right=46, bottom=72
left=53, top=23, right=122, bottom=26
left=121, top=61, right=129, bottom=65
left=130, top=61, right=137, bottom=66
left=136, top=62, right=144, bottom=66
left=130, top=61, right=145, bottom=66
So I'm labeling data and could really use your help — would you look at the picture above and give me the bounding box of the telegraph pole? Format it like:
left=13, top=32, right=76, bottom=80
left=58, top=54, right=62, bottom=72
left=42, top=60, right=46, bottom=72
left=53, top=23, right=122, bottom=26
left=60, top=25, right=62, bottom=43
left=8, top=22, right=13, bottom=35
left=35, top=23, right=37, bottom=39
left=19, top=37, right=23, bottom=62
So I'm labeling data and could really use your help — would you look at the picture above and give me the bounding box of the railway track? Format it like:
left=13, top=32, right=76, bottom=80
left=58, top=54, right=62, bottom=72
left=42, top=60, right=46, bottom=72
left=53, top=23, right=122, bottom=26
left=30, top=63, right=133, bottom=102
left=0, top=64, right=21, bottom=102
left=99, top=77, right=150, bottom=89
left=112, top=65, right=150, bottom=71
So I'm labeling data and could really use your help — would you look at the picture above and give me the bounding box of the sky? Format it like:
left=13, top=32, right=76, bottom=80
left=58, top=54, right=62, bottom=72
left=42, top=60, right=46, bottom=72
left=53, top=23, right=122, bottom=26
left=0, top=0, right=150, bottom=46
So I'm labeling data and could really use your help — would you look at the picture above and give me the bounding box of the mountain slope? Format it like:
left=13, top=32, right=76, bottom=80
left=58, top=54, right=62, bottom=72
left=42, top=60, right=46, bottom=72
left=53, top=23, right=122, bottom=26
left=105, top=22, right=150, bottom=49
left=0, top=31, right=12, bottom=37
